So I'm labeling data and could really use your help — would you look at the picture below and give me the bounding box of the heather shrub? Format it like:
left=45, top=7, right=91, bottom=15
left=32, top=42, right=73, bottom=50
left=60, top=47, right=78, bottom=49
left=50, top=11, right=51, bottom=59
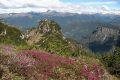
left=7, top=50, right=76, bottom=79
left=81, top=63, right=104, bottom=80
left=0, top=45, right=106, bottom=80
left=0, top=65, right=12, bottom=80
left=52, top=62, right=84, bottom=80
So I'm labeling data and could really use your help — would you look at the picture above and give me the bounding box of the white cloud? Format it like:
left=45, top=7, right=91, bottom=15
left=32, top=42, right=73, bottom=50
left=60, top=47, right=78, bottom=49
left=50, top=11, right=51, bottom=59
left=0, top=0, right=117, bottom=14
left=0, top=0, right=63, bottom=8
left=78, top=1, right=117, bottom=5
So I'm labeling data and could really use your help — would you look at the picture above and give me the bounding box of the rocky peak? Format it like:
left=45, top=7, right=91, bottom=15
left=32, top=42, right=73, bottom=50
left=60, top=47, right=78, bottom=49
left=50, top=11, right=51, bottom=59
left=38, top=19, right=61, bottom=35
left=26, top=19, right=62, bottom=45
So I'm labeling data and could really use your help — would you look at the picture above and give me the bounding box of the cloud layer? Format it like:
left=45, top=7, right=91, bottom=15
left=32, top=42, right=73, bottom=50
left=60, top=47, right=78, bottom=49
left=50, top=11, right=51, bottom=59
left=0, top=0, right=119, bottom=14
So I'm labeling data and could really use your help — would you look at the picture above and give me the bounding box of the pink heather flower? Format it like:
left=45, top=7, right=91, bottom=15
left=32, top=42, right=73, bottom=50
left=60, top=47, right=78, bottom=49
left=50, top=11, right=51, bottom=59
left=12, top=50, right=75, bottom=78
left=0, top=45, right=15, bottom=55
left=88, top=71, right=97, bottom=80
left=92, top=64, right=104, bottom=79
left=81, top=63, right=104, bottom=80
left=81, top=64, right=90, bottom=77
left=13, top=52, right=36, bottom=68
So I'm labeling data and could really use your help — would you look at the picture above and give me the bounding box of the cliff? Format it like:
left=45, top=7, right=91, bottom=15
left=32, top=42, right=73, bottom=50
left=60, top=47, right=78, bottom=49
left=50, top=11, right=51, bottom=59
left=84, top=26, right=120, bottom=52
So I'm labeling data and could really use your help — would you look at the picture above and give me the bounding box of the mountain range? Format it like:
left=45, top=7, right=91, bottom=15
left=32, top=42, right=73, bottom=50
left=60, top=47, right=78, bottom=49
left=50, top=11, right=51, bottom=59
left=1, top=11, right=120, bottom=52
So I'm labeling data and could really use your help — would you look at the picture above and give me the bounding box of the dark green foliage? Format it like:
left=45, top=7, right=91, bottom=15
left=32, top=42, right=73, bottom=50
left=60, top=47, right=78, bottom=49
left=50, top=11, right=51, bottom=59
left=116, top=36, right=120, bottom=47
left=38, top=33, right=78, bottom=57
left=101, top=48, right=120, bottom=77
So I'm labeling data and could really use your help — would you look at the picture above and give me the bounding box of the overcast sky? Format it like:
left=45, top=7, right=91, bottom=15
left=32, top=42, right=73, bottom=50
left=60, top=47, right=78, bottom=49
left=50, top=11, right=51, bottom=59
left=0, top=0, right=119, bottom=14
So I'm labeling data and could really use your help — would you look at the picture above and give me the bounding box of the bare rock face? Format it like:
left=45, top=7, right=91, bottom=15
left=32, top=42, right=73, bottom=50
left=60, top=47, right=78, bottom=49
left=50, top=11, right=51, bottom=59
left=90, top=27, right=119, bottom=42
left=86, top=27, right=120, bottom=52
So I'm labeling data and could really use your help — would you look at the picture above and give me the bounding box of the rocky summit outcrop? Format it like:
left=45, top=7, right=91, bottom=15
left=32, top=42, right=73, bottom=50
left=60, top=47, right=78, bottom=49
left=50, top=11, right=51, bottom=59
left=38, top=19, right=62, bottom=34
left=25, top=19, right=62, bottom=45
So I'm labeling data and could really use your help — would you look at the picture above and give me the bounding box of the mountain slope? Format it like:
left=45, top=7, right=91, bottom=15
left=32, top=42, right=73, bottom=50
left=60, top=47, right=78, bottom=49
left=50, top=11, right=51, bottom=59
left=0, top=20, right=119, bottom=80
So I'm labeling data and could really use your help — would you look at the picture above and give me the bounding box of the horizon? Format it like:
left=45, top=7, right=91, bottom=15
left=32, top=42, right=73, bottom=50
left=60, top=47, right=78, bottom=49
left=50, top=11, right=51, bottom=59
left=0, top=0, right=120, bottom=14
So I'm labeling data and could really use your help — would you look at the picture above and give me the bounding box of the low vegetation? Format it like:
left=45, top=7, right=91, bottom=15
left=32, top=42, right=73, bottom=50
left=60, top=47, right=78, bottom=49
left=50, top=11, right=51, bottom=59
left=101, top=48, right=120, bottom=78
